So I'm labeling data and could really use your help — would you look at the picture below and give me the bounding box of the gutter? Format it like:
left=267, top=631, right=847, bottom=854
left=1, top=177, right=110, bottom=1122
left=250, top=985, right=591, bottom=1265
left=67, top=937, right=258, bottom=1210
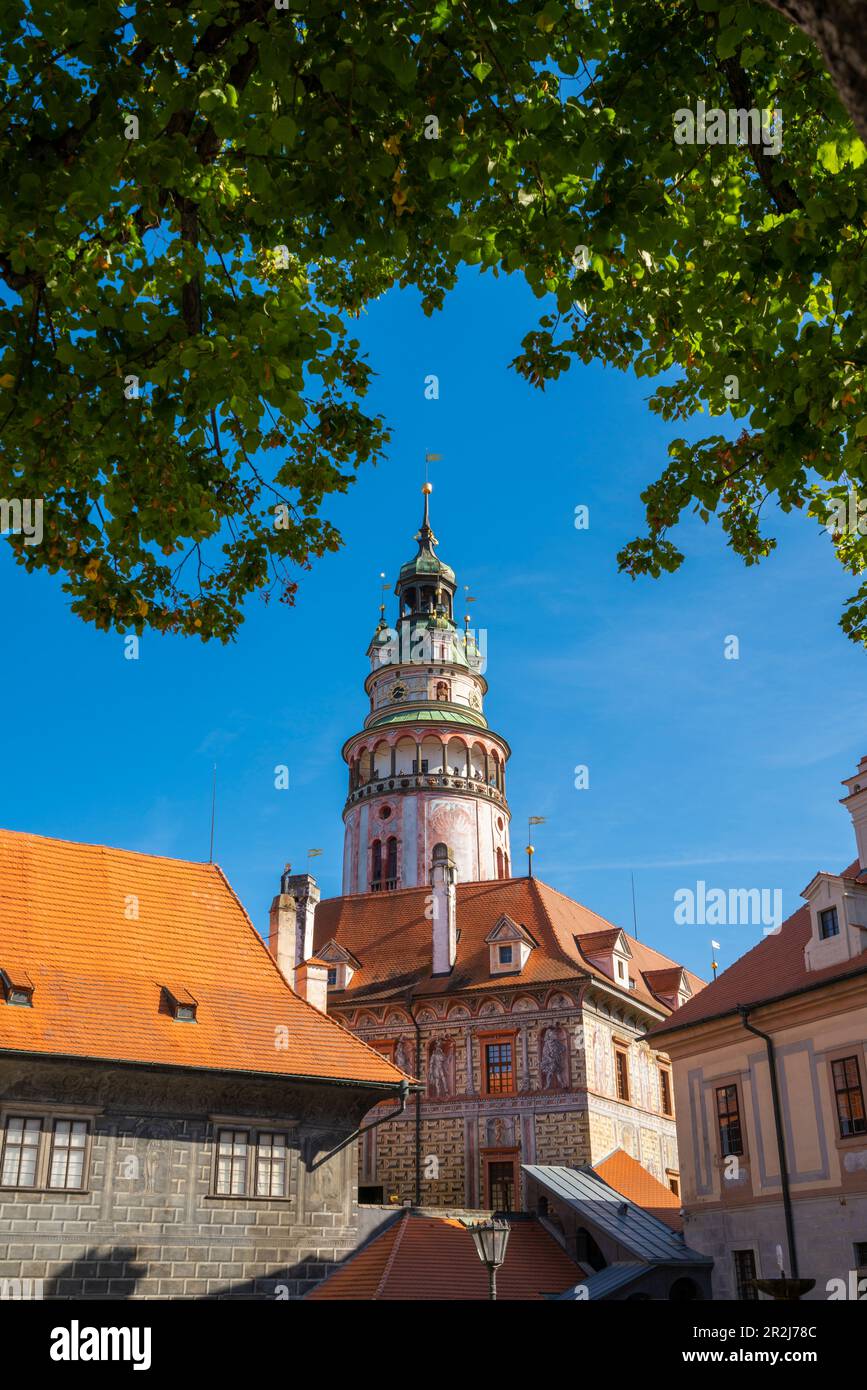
left=737, top=1007, right=799, bottom=1280
left=308, top=1080, right=410, bottom=1171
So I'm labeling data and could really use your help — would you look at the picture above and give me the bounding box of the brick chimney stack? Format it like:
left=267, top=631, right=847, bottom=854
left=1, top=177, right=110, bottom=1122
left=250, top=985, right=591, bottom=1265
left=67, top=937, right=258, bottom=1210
left=430, top=842, right=457, bottom=976
left=841, top=755, right=867, bottom=870
left=268, top=870, right=320, bottom=989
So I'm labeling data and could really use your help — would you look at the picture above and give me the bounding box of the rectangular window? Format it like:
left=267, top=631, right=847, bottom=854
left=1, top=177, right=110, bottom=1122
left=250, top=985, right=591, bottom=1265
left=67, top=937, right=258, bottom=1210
left=327, top=968, right=337, bottom=987
left=668, top=1174, right=680, bottom=1197
left=832, top=1056, right=867, bottom=1138
left=1, top=1116, right=41, bottom=1187
left=214, top=1128, right=293, bottom=1198
left=659, top=1067, right=674, bottom=1117
left=485, top=1042, right=514, bottom=1095
left=1, top=1114, right=92, bottom=1190
left=498, top=945, right=513, bottom=965
left=819, top=906, right=840, bottom=940
left=854, top=1242, right=867, bottom=1270
left=487, top=1161, right=516, bottom=1212
left=614, top=1047, right=630, bottom=1102
left=733, top=1249, right=758, bottom=1301
left=48, top=1119, right=88, bottom=1190
left=716, top=1084, right=744, bottom=1156
left=255, top=1132, right=288, bottom=1198
left=216, top=1129, right=248, bottom=1196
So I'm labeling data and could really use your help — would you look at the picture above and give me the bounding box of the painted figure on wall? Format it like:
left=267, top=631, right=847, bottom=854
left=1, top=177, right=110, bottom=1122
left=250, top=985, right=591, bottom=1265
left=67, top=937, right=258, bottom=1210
left=428, top=1038, right=452, bottom=1097
left=540, top=1024, right=569, bottom=1090
left=591, top=1025, right=609, bottom=1095
left=394, top=1036, right=413, bottom=1076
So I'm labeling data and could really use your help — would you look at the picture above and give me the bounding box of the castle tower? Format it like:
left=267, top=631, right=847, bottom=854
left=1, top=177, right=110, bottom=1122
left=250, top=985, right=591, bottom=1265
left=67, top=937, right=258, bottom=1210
left=341, top=485, right=512, bottom=894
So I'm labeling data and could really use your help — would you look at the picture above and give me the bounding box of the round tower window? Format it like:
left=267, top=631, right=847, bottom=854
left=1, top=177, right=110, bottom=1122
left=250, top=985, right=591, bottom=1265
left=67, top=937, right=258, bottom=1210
left=379, top=805, right=392, bottom=820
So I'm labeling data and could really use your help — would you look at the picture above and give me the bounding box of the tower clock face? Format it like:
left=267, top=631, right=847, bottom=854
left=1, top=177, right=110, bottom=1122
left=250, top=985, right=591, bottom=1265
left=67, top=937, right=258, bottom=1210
left=390, top=682, right=407, bottom=701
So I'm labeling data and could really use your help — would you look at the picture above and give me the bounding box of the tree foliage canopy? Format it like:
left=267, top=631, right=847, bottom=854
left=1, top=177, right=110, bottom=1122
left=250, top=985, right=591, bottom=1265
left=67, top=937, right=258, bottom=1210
left=1, top=0, right=864, bottom=642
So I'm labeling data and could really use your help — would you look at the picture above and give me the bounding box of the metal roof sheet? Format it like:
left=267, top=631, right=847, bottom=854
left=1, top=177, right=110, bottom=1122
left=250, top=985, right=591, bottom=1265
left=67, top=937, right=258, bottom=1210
left=523, top=1165, right=711, bottom=1265
left=551, top=1262, right=648, bottom=1301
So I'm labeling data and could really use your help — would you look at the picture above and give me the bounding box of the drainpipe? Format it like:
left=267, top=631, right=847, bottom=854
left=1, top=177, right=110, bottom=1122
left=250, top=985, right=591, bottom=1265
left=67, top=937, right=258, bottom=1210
left=307, top=1081, right=409, bottom=1170
left=409, top=999, right=423, bottom=1206
left=737, top=1006, right=798, bottom=1279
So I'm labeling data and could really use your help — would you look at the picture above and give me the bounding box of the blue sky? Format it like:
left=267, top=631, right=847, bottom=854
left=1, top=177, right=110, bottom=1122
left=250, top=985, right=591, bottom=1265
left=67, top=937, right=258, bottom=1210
left=1, top=266, right=864, bottom=982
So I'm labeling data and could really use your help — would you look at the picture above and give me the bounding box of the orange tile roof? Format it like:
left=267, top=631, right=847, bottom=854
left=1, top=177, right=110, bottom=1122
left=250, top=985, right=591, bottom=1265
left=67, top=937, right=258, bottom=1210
left=593, top=1149, right=682, bottom=1230
left=648, top=859, right=867, bottom=1039
left=307, top=1211, right=584, bottom=1299
left=0, top=828, right=406, bottom=1088
left=314, top=876, right=704, bottom=1012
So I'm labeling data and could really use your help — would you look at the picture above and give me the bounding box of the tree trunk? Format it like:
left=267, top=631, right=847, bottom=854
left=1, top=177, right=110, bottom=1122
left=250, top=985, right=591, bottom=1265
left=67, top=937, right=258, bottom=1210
left=762, top=0, right=867, bottom=142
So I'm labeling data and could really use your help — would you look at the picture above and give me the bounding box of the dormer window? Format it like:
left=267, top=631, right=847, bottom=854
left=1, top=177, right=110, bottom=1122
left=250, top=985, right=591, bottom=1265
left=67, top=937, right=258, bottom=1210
left=162, top=985, right=198, bottom=1022
left=577, top=929, right=633, bottom=993
left=486, top=915, right=535, bottom=975
left=820, top=906, right=840, bottom=940
left=803, top=872, right=867, bottom=972
left=0, top=968, right=34, bottom=1007
left=316, top=941, right=359, bottom=991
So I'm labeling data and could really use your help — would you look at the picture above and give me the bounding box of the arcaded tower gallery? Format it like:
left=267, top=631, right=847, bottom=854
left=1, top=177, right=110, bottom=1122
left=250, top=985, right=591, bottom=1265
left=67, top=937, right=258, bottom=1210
left=340, top=485, right=512, bottom=894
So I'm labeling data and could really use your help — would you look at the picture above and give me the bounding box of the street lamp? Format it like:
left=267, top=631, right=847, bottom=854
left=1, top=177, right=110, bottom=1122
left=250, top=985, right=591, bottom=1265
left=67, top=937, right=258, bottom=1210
left=464, top=1218, right=511, bottom=1301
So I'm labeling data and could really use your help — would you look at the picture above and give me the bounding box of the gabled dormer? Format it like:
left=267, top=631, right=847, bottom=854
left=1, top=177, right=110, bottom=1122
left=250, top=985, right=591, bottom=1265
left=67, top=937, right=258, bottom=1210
left=643, top=966, right=692, bottom=1011
left=315, top=939, right=361, bottom=991
left=802, top=870, right=867, bottom=973
left=576, top=928, right=632, bottom=990
left=486, top=914, right=535, bottom=975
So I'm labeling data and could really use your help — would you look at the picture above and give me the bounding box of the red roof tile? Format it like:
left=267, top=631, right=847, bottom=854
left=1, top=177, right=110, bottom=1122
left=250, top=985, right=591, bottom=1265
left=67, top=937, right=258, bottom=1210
left=0, top=828, right=406, bottom=1088
left=648, top=860, right=867, bottom=1038
left=307, top=1211, right=584, bottom=1299
left=593, top=1149, right=682, bottom=1230
left=314, top=876, right=703, bottom=1013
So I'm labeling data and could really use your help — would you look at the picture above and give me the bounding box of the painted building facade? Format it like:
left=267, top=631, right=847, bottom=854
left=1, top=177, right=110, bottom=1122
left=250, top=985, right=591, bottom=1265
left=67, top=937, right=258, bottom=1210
left=648, top=755, right=867, bottom=1300
left=304, top=875, right=697, bottom=1211
left=262, top=489, right=704, bottom=1216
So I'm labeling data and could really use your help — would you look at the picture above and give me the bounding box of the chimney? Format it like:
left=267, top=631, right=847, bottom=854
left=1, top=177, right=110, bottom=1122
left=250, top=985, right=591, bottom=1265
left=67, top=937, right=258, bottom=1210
left=841, top=755, right=867, bottom=870
left=430, top=842, right=457, bottom=975
left=295, top=958, right=329, bottom=1013
left=268, top=870, right=320, bottom=989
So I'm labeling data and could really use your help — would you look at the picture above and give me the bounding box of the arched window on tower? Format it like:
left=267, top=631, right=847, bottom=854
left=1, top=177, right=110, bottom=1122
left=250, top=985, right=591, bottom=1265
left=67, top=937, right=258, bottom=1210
left=371, top=839, right=382, bottom=891
left=435, top=680, right=450, bottom=702
left=496, top=847, right=504, bottom=880
left=385, top=836, right=398, bottom=889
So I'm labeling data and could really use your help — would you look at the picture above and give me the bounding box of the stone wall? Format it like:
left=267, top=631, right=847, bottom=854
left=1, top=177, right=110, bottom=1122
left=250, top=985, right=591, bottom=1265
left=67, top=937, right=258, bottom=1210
left=687, top=1196, right=867, bottom=1300
left=0, top=1057, right=383, bottom=1300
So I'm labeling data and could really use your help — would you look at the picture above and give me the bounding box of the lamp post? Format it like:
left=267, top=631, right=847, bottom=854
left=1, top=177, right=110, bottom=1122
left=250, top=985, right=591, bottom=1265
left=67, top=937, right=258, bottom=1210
left=464, top=1218, right=511, bottom=1301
